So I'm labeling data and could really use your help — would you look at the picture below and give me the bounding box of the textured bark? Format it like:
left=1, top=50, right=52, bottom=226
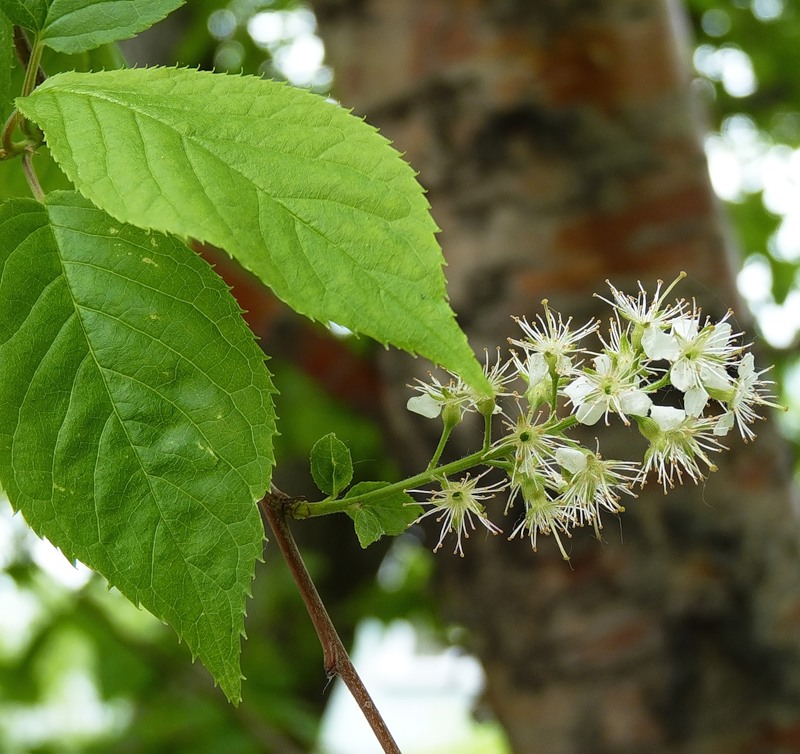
left=315, top=1, right=800, bottom=752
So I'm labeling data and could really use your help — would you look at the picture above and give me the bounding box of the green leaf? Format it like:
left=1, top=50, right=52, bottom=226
left=0, top=191, right=276, bottom=701
left=17, top=67, right=491, bottom=396
left=0, top=0, right=47, bottom=30
left=39, top=0, right=184, bottom=54
left=345, top=482, right=421, bottom=548
left=0, top=12, right=13, bottom=123
left=310, top=433, right=353, bottom=498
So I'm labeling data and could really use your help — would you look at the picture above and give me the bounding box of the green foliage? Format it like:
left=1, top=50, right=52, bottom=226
left=40, top=0, right=184, bottom=53
left=0, top=0, right=184, bottom=52
left=0, top=13, right=13, bottom=121
left=17, top=67, right=490, bottom=396
left=310, top=433, right=353, bottom=498
left=345, top=482, right=422, bottom=548
left=0, top=191, right=276, bottom=700
left=1, top=0, right=489, bottom=717
left=0, top=0, right=47, bottom=31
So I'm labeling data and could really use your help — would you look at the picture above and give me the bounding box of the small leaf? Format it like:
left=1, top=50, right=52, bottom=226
left=345, top=482, right=422, bottom=548
left=0, top=0, right=47, bottom=30
left=0, top=191, right=276, bottom=701
left=310, top=433, right=353, bottom=498
left=17, top=67, right=491, bottom=396
left=39, top=0, right=185, bottom=54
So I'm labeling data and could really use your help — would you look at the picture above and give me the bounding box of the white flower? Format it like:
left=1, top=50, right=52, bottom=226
left=500, top=411, right=565, bottom=480
left=563, top=354, right=652, bottom=426
left=406, top=372, right=472, bottom=419
left=509, top=301, right=598, bottom=378
left=480, top=348, right=516, bottom=409
left=556, top=446, right=639, bottom=529
left=407, top=352, right=514, bottom=420
left=597, top=273, right=687, bottom=330
left=668, top=312, right=740, bottom=394
left=714, top=352, right=781, bottom=441
left=639, top=406, right=725, bottom=491
left=410, top=472, right=505, bottom=557
left=507, top=474, right=574, bottom=560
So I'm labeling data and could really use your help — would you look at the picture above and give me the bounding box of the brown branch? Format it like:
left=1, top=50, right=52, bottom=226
left=260, top=488, right=402, bottom=754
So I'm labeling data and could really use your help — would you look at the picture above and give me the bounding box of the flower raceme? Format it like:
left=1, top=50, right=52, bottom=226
left=405, top=275, right=781, bottom=559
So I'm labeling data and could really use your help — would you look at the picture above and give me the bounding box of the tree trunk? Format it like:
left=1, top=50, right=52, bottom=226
left=315, top=1, right=800, bottom=752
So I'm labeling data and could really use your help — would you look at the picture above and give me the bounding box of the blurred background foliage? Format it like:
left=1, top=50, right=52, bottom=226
left=1, top=0, right=800, bottom=751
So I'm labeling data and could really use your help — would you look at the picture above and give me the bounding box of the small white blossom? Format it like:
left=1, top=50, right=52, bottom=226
left=557, top=448, right=639, bottom=529
left=410, top=472, right=505, bottom=556
left=406, top=372, right=472, bottom=419
left=639, top=406, right=725, bottom=491
left=507, top=474, right=574, bottom=560
left=714, top=352, right=781, bottom=441
left=563, top=354, right=652, bottom=426
left=668, top=311, right=740, bottom=396
left=597, top=273, right=687, bottom=330
left=509, top=301, right=598, bottom=378
left=500, top=412, right=565, bottom=481
left=407, top=351, right=514, bottom=420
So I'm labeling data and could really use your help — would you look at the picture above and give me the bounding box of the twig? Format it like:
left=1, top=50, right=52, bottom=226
left=260, top=488, right=402, bottom=754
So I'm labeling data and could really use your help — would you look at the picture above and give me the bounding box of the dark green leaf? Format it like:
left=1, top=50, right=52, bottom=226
left=39, top=0, right=185, bottom=54
left=0, top=191, right=276, bottom=701
left=309, top=433, right=352, bottom=497
left=0, top=0, right=47, bottom=30
left=345, top=482, right=421, bottom=548
left=0, top=13, right=13, bottom=123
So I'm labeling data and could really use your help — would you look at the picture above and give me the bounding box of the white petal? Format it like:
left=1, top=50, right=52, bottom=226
left=670, top=359, right=696, bottom=392
left=555, top=447, right=588, bottom=474
left=707, top=322, right=732, bottom=349
left=525, top=353, right=549, bottom=384
left=576, top=398, right=606, bottom=426
left=684, top=386, right=709, bottom=417
left=407, top=394, right=442, bottom=418
left=642, top=325, right=680, bottom=361
left=714, top=412, right=734, bottom=436
left=738, top=352, right=755, bottom=377
left=593, top=354, right=612, bottom=374
left=563, top=376, right=592, bottom=404
left=555, top=354, right=573, bottom=376
left=620, top=390, right=652, bottom=417
left=650, top=405, right=685, bottom=431
left=700, top=363, right=733, bottom=391
left=672, top=316, right=699, bottom=340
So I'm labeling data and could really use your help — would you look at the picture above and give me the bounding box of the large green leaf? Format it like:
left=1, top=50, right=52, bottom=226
left=0, top=0, right=47, bottom=30
left=0, top=0, right=183, bottom=52
left=40, top=0, right=184, bottom=54
left=0, top=191, right=275, bottom=701
left=0, top=12, right=13, bottom=123
left=17, top=67, right=491, bottom=396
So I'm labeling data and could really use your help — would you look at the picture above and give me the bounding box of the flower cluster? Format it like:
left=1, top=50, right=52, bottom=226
left=406, top=274, right=781, bottom=558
